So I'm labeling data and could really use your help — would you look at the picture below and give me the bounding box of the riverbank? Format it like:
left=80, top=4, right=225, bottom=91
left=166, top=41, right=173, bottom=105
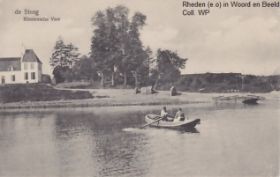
left=1, top=87, right=277, bottom=109
left=0, top=88, right=213, bottom=109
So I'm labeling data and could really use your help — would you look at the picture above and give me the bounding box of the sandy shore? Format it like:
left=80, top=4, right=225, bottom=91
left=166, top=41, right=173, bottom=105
left=0, top=89, right=213, bottom=109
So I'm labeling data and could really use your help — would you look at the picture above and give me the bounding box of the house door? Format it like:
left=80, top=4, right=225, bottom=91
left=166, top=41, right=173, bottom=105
left=1, top=76, right=5, bottom=84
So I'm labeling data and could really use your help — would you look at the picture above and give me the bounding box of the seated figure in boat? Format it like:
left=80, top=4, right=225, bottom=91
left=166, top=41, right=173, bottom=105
left=161, top=106, right=173, bottom=121
left=174, top=108, right=185, bottom=122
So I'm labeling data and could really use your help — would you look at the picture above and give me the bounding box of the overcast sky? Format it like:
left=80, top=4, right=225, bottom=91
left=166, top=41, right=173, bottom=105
left=0, top=0, right=279, bottom=75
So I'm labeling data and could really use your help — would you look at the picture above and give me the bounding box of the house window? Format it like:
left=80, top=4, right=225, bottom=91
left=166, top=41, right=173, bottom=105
left=31, top=72, right=36, bottom=80
left=1, top=76, right=5, bottom=84
left=25, top=72, right=28, bottom=80
left=31, top=63, right=34, bottom=70
left=11, top=75, right=16, bottom=82
left=24, top=63, right=28, bottom=70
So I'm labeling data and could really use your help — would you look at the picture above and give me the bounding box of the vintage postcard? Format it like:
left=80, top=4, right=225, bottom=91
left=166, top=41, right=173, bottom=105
left=0, top=0, right=279, bottom=177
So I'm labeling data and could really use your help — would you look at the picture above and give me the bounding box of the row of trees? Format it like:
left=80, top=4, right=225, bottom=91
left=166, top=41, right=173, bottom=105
left=49, top=5, right=187, bottom=88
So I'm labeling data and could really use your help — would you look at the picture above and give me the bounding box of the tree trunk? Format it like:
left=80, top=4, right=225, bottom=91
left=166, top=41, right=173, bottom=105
left=154, top=79, right=158, bottom=90
left=111, top=72, right=115, bottom=87
left=123, top=72, right=127, bottom=87
left=90, top=79, right=94, bottom=86
left=134, top=71, right=138, bottom=88
left=100, top=72, right=104, bottom=88
left=153, top=74, right=160, bottom=90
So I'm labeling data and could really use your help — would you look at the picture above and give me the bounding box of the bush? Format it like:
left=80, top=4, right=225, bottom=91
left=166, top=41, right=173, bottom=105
left=0, top=83, right=93, bottom=103
left=156, top=73, right=277, bottom=93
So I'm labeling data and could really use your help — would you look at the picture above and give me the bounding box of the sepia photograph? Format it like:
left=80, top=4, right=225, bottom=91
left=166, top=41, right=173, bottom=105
left=0, top=0, right=279, bottom=176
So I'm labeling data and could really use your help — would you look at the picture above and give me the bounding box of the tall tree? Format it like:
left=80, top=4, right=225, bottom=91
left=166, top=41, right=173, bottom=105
left=50, top=37, right=80, bottom=83
left=108, top=6, right=129, bottom=86
left=137, top=46, right=152, bottom=86
left=153, top=49, right=187, bottom=88
left=65, top=43, right=80, bottom=68
left=114, top=11, right=147, bottom=86
left=72, top=55, right=98, bottom=81
left=90, top=8, right=124, bottom=87
left=49, top=38, right=65, bottom=68
left=90, top=11, right=108, bottom=87
left=50, top=38, right=80, bottom=68
left=90, top=5, right=149, bottom=87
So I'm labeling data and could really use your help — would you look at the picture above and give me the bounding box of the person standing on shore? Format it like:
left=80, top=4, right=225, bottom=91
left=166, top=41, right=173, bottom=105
left=170, top=85, right=177, bottom=96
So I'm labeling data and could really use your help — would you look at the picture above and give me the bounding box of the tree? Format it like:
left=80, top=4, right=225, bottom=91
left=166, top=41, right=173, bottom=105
left=49, top=38, right=65, bottom=68
left=90, top=5, right=150, bottom=87
left=65, top=43, right=80, bottom=68
left=50, top=37, right=80, bottom=83
left=153, top=49, right=187, bottom=88
left=50, top=38, right=80, bottom=68
left=52, top=65, right=72, bottom=83
left=90, top=9, right=121, bottom=87
left=118, top=11, right=148, bottom=87
left=72, top=55, right=99, bottom=81
left=131, top=46, right=151, bottom=87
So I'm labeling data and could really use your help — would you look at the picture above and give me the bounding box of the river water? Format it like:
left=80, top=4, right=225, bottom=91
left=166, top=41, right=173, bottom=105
left=0, top=94, right=279, bottom=177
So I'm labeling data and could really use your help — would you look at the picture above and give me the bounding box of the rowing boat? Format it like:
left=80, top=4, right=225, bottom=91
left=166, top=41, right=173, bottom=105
left=145, top=114, right=200, bottom=131
left=242, top=98, right=259, bottom=104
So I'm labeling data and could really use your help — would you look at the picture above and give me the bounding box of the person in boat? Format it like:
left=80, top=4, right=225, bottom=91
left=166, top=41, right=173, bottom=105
left=160, top=106, right=173, bottom=121
left=174, top=108, right=186, bottom=122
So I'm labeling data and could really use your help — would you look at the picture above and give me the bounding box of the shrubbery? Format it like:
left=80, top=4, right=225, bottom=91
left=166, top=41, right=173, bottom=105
left=156, top=73, right=280, bottom=93
left=0, top=84, right=93, bottom=103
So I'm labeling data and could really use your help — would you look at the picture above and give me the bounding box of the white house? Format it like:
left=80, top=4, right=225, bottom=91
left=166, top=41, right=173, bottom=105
left=0, top=49, right=43, bottom=84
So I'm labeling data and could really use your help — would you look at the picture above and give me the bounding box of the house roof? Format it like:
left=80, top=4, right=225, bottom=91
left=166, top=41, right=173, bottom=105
left=22, top=49, right=42, bottom=63
left=0, top=57, right=21, bottom=71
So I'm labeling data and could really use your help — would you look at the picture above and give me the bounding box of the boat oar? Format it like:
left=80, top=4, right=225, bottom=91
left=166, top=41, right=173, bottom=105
left=141, top=116, right=164, bottom=129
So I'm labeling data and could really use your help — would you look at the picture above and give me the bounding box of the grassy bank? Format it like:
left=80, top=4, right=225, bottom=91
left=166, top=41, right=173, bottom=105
left=0, top=84, right=93, bottom=103
left=2, top=84, right=274, bottom=110
left=0, top=88, right=211, bottom=109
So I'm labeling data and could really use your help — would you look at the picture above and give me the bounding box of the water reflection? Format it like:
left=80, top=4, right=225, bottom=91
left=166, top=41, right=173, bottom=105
left=0, top=101, right=279, bottom=177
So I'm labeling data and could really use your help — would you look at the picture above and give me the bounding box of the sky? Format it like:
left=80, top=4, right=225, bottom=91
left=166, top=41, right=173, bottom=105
left=0, top=0, right=279, bottom=75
